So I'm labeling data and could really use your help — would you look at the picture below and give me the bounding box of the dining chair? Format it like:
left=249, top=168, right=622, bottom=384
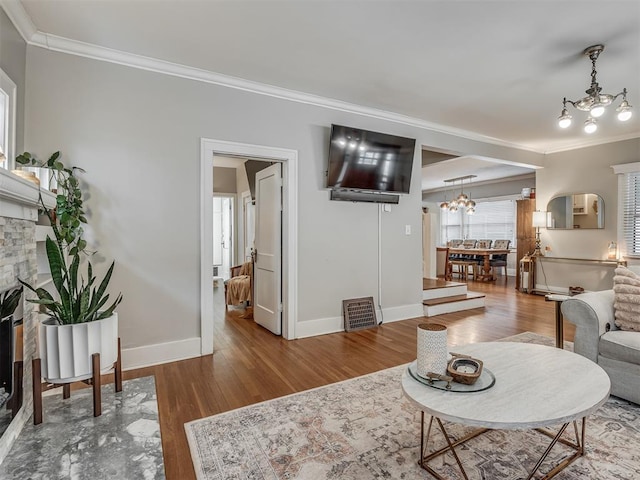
left=490, top=239, right=511, bottom=279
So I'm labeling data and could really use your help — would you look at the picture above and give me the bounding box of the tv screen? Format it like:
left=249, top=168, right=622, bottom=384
left=326, top=124, right=416, bottom=194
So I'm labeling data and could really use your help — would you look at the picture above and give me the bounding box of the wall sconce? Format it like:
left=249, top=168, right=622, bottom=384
left=532, top=210, right=547, bottom=257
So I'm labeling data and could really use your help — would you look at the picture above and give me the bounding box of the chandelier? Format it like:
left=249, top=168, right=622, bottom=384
left=439, top=175, right=477, bottom=215
left=557, top=44, right=632, bottom=133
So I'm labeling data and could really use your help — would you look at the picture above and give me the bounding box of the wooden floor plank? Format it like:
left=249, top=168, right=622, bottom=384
left=124, top=277, right=573, bottom=480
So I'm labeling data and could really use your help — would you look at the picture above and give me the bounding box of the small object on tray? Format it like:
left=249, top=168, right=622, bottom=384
left=424, top=372, right=453, bottom=390
left=407, top=361, right=496, bottom=393
left=447, top=353, right=483, bottom=385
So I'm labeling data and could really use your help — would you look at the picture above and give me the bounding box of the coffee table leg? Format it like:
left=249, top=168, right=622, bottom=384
left=435, top=417, right=469, bottom=480
left=530, top=418, right=587, bottom=479
left=418, top=416, right=588, bottom=479
left=419, top=413, right=487, bottom=480
left=527, top=422, right=570, bottom=479
left=420, top=412, right=435, bottom=468
left=555, top=301, right=564, bottom=349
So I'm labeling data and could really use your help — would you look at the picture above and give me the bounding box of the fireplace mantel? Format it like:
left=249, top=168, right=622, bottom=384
left=0, top=168, right=56, bottom=221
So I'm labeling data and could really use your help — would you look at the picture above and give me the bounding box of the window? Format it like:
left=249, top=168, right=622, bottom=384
left=440, top=198, right=516, bottom=246
left=619, top=169, right=640, bottom=258
left=0, top=68, right=17, bottom=170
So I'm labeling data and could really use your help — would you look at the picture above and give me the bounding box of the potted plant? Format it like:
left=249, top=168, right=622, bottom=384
left=17, top=152, right=122, bottom=384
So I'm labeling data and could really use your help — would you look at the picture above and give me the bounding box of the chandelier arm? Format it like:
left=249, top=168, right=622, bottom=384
left=564, top=91, right=627, bottom=110
left=563, top=98, right=579, bottom=108
left=611, top=90, right=627, bottom=102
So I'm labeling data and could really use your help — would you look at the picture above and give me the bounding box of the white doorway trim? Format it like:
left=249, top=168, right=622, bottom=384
left=240, top=190, right=253, bottom=263
left=200, top=138, right=298, bottom=354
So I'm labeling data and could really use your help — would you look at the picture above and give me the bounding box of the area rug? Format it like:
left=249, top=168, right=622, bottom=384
left=0, top=376, right=165, bottom=479
left=185, top=333, right=640, bottom=479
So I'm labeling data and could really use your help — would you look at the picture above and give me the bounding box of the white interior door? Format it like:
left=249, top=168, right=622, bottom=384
left=254, top=163, right=282, bottom=335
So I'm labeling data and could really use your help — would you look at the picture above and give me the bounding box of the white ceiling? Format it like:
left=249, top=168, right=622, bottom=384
left=12, top=0, right=640, bottom=188
left=421, top=155, right=539, bottom=192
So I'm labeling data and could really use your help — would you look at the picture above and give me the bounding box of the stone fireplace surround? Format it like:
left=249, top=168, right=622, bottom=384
left=0, top=168, right=55, bottom=464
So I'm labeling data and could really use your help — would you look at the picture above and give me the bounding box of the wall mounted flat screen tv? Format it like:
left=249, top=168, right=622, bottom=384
left=326, top=124, right=416, bottom=194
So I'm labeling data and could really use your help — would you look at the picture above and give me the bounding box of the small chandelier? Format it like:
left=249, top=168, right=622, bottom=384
left=441, top=175, right=476, bottom=215
left=557, top=44, right=632, bottom=134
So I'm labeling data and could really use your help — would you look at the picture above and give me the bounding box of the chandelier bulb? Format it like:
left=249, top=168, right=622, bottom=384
left=440, top=201, right=449, bottom=211
left=584, top=117, right=598, bottom=134
left=590, top=104, right=605, bottom=118
left=617, top=99, right=633, bottom=122
left=558, top=108, right=572, bottom=129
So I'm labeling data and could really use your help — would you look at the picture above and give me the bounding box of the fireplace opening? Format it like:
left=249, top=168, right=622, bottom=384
left=0, top=285, right=23, bottom=436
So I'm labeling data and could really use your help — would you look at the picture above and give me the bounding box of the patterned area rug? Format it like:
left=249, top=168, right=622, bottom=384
left=0, top=376, right=165, bottom=479
left=185, top=333, right=640, bottom=479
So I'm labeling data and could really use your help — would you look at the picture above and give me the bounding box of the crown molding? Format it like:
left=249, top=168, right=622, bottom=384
left=0, top=0, right=36, bottom=41
left=35, top=33, right=543, bottom=155
left=542, top=131, right=640, bottom=155
left=2, top=1, right=637, bottom=156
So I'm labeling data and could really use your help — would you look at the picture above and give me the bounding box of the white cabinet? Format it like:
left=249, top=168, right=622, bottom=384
left=572, top=194, right=587, bottom=215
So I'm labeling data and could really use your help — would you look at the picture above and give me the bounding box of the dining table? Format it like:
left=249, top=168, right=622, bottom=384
left=447, top=247, right=511, bottom=281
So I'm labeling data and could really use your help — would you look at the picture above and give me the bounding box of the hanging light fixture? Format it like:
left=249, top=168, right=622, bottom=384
left=557, top=44, right=632, bottom=133
left=439, top=184, right=449, bottom=210
left=442, top=175, right=477, bottom=215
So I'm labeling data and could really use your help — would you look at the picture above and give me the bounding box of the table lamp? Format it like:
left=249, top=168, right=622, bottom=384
left=532, top=211, right=547, bottom=256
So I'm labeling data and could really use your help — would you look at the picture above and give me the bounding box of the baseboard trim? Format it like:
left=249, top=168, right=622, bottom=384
left=295, top=303, right=423, bottom=339
left=533, top=284, right=570, bottom=295
left=379, top=303, right=424, bottom=324
left=295, top=316, right=344, bottom=339
left=121, top=337, right=202, bottom=370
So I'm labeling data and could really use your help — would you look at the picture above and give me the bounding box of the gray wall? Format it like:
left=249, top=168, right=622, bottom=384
left=213, top=166, right=237, bottom=193
left=0, top=8, right=26, bottom=154
left=536, top=138, right=640, bottom=292
left=23, top=46, right=542, bottom=351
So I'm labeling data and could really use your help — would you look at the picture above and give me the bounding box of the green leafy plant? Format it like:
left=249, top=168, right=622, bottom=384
left=17, top=152, right=122, bottom=325
left=16, top=151, right=88, bottom=256
left=0, top=287, right=22, bottom=321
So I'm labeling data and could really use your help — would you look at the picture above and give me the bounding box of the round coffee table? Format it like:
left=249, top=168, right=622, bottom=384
left=401, top=342, right=610, bottom=479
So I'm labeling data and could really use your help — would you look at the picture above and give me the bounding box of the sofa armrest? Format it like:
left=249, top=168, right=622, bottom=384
left=561, top=290, right=615, bottom=363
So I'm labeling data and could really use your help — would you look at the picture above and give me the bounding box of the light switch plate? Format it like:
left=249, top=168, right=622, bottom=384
left=405, top=225, right=411, bottom=235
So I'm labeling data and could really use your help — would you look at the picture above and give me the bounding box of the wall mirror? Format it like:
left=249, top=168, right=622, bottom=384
left=547, top=193, right=604, bottom=229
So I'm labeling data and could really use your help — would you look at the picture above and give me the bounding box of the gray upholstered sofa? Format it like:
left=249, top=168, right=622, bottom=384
left=562, top=290, right=640, bottom=405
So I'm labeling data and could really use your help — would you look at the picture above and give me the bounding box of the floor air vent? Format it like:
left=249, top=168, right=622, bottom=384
left=343, top=297, right=377, bottom=332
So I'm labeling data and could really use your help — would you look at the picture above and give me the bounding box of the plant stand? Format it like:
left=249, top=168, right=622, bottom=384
left=32, top=338, right=122, bottom=425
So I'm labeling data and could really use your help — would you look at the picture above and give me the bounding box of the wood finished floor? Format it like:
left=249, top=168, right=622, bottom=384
left=124, top=277, right=575, bottom=480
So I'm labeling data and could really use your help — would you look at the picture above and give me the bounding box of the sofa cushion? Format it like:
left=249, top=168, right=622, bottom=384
left=613, top=266, right=640, bottom=331
left=599, top=330, right=640, bottom=366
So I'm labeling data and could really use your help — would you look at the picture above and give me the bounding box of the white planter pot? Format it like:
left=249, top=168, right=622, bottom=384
left=38, top=313, right=118, bottom=384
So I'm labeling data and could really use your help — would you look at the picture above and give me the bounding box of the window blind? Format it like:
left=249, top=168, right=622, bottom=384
left=440, top=198, right=516, bottom=246
left=622, top=172, right=640, bottom=257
